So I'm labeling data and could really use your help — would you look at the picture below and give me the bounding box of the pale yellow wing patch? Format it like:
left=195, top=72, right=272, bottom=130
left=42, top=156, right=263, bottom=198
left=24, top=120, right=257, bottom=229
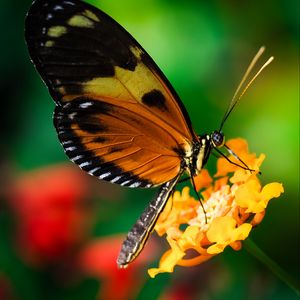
left=68, top=15, right=95, bottom=28
left=47, top=26, right=67, bottom=38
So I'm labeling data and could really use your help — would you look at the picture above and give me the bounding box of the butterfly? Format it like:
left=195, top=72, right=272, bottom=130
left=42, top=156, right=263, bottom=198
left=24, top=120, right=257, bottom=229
left=25, top=0, right=272, bottom=268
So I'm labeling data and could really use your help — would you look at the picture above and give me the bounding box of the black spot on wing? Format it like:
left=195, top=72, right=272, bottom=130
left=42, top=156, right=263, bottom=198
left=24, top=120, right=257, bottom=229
left=93, top=136, right=107, bottom=143
left=142, top=89, right=168, bottom=111
left=109, top=146, right=121, bottom=153
left=78, top=120, right=107, bottom=134
left=140, top=52, right=195, bottom=136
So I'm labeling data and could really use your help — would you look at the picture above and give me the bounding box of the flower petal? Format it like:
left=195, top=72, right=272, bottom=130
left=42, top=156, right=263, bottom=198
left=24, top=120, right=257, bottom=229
left=207, top=216, right=237, bottom=244
left=234, top=179, right=263, bottom=213
left=178, top=226, right=201, bottom=249
left=215, top=138, right=249, bottom=176
left=148, top=238, right=185, bottom=278
left=206, top=216, right=252, bottom=254
left=215, top=139, right=263, bottom=177
left=235, top=180, right=284, bottom=213
left=194, top=169, right=212, bottom=191
left=260, top=183, right=284, bottom=206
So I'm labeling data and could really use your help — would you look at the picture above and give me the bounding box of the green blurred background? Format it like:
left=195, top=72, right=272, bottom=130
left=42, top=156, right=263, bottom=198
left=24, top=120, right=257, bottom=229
left=0, top=0, right=299, bottom=299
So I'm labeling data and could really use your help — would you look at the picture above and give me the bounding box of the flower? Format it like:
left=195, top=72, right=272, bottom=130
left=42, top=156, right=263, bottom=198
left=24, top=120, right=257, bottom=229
left=5, top=164, right=94, bottom=266
left=148, top=138, right=284, bottom=278
left=78, top=235, right=158, bottom=300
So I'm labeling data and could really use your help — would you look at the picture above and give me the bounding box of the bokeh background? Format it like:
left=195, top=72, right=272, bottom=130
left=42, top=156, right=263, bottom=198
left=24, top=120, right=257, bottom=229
left=0, top=0, right=299, bottom=299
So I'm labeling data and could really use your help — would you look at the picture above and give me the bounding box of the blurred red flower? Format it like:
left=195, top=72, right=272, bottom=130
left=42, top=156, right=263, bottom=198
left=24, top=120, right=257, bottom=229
left=4, top=163, right=159, bottom=298
left=6, top=164, right=94, bottom=266
left=78, top=235, right=158, bottom=300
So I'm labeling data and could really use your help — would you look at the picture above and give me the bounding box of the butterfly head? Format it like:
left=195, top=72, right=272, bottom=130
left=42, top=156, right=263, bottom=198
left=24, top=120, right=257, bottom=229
left=210, top=130, right=225, bottom=148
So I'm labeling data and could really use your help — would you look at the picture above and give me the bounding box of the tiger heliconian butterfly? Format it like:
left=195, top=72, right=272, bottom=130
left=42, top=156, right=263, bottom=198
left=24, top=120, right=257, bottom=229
left=25, top=0, right=273, bottom=268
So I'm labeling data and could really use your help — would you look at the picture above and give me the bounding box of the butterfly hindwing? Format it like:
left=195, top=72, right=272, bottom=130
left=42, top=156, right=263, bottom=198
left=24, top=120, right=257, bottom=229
left=25, top=0, right=197, bottom=187
left=54, top=96, right=182, bottom=187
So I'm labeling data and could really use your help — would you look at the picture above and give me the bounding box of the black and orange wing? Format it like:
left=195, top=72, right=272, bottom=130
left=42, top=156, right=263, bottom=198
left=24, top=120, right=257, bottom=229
left=25, top=0, right=198, bottom=187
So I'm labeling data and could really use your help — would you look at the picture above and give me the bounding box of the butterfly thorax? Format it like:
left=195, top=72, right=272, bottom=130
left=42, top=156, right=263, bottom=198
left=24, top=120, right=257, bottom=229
left=192, top=135, right=211, bottom=176
left=182, top=135, right=208, bottom=177
left=187, top=130, right=225, bottom=176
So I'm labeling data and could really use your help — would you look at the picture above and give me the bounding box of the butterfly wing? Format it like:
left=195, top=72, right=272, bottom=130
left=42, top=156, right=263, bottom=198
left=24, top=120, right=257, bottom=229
left=54, top=96, right=183, bottom=187
left=25, top=0, right=198, bottom=187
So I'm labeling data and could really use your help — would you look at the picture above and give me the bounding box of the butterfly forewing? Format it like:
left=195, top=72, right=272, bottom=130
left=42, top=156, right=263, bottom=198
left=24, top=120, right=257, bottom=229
left=25, top=0, right=198, bottom=187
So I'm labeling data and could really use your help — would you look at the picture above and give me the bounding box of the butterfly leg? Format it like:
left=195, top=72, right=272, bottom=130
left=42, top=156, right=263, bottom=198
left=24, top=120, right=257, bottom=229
left=117, top=174, right=181, bottom=268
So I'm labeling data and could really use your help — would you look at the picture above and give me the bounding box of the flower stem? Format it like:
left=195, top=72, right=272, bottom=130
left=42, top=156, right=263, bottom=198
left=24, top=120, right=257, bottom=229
left=244, top=238, right=300, bottom=295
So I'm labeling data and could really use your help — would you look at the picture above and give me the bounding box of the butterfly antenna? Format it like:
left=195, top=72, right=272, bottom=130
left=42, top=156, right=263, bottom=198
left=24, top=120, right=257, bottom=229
left=213, top=147, right=256, bottom=173
left=236, top=56, right=274, bottom=103
left=191, top=176, right=208, bottom=223
left=219, top=46, right=274, bottom=131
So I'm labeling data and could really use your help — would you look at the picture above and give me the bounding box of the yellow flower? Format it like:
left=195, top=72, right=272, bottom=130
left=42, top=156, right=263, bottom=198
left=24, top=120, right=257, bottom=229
left=148, top=138, right=284, bottom=278
left=206, top=216, right=252, bottom=254
left=235, top=180, right=284, bottom=213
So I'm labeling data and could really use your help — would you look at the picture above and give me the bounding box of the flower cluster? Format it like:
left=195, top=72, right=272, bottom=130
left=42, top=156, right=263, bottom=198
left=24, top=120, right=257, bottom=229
left=148, top=138, right=284, bottom=278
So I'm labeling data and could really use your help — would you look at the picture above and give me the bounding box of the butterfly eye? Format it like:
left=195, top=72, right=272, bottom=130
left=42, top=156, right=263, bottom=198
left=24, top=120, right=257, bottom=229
left=211, top=131, right=225, bottom=148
